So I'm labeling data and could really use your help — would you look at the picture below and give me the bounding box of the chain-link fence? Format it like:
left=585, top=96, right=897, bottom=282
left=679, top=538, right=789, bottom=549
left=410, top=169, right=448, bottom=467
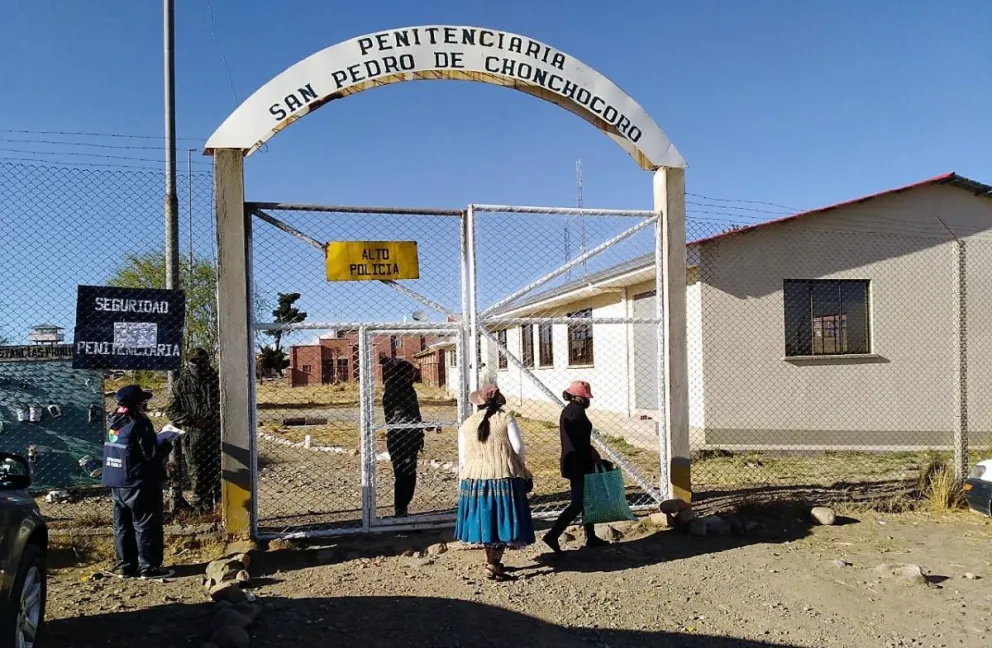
left=0, top=161, right=219, bottom=531
left=8, top=158, right=984, bottom=536
left=685, top=185, right=991, bottom=507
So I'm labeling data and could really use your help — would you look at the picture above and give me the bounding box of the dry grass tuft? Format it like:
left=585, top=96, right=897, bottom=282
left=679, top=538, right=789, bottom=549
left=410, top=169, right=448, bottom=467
left=920, top=462, right=966, bottom=512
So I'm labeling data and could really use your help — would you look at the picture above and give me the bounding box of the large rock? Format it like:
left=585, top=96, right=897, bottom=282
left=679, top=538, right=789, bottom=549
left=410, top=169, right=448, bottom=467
left=427, top=543, right=448, bottom=557
left=209, top=583, right=248, bottom=604
left=233, top=552, right=254, bottom=570
left=721, top=513, right=746, bottom=537
left=234, top=603, right=263, bottom=622
left=674, top=508, right=698, bottom=527
left=209, top=608, right=253, bottom=632
left=701, top=515, right=732, bottom=537
left=875, top=563, right=928, bottom=586
left=659, top=499, right=690, bottom=515
left=207, top=557, right=248, bottom=588
left=810, top=507, right=837, bottom=526
left=209, top=625, right=250, bottom=648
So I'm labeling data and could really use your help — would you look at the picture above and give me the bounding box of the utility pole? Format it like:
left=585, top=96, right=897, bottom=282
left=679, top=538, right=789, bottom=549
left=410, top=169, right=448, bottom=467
left=164, top=0, right=189, bottom=512
left=164, top=0, right=179, bottom=307
left=188, top=148, right=195, bottom=271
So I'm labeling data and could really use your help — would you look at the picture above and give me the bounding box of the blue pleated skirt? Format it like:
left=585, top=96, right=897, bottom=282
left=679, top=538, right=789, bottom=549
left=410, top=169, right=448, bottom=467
left=454, top=478, right=535, bottom=548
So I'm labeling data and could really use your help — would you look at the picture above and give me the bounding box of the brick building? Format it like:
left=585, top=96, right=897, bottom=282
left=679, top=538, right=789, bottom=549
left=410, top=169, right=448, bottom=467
left=286, top=330, right=436, bottom=387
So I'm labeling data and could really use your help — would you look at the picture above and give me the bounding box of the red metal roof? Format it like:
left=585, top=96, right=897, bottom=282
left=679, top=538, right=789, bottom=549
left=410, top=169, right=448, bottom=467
left=690, top=172, right=992, bottom=247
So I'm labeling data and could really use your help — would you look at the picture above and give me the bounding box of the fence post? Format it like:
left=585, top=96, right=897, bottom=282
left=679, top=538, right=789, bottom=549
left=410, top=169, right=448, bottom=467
left=654, top=167, right=691, bottom=502
left=458, top=210, right=472, bottom=420
left=954, top=238, right=969, bottom=480
left=466, top=205, right=480, bottom=393
left=213, top=149, right=254, bottom=536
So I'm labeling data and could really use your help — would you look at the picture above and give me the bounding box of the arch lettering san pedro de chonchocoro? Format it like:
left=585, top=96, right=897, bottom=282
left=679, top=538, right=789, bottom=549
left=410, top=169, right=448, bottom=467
left=207, top=25, right=690, bottom=538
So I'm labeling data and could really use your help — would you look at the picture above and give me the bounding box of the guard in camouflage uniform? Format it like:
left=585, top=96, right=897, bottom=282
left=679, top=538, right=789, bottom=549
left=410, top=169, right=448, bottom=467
left=166, top=347, right=221, bottom=512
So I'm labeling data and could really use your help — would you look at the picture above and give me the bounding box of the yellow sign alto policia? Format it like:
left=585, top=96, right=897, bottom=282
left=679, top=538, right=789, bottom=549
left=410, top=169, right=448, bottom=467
left=325, top=241, right=420, bottom=282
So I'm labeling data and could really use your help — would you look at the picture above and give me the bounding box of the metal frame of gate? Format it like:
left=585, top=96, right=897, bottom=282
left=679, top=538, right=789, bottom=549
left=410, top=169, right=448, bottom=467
left=246, top=201, right=667, bottom=540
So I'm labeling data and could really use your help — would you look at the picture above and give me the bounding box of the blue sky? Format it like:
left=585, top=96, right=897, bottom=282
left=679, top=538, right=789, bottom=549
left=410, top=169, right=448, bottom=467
left=0, top=1, right=990, bottom=342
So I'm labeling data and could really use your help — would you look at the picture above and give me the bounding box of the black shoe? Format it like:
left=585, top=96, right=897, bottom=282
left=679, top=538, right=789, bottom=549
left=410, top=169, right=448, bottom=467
left=116, top=568, right=138, bottom=579
left=542, top=534, right=564, bottom=555
left=139, top=567, right=175, bottom=580
left=395, top=509, right=408, bottom=518
left=585, top=536, right=609, bottom=549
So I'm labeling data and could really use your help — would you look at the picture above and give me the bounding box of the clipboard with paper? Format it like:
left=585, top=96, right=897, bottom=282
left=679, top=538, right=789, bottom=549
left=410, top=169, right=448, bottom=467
left=157, top=424, right=187, bottom=445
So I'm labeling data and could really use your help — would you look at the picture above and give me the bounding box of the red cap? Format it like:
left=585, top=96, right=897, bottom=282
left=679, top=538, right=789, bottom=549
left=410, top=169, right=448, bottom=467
left=565, top=380, right=593, bottom=399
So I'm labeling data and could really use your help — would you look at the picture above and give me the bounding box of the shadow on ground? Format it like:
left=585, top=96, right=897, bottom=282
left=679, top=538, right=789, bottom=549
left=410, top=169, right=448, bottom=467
left=46, top=595, right=808, bottom=648
left=694, top=478, right=913, bottom=513
left=256, top=498, right=822, bottom=579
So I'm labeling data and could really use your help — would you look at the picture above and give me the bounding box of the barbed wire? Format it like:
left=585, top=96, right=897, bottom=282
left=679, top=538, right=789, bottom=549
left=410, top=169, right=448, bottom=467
left=0, top=147, right=212, bottom=167
left=0, top=137, right=198, bottom=151
left=687, top=191, right=800, bottom=212
left=0, top=128, right=206, bottom=142
left=687, top=200, right=792, bottom=216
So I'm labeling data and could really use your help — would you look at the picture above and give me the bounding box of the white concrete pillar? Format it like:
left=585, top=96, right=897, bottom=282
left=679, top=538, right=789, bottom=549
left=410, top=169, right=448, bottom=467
left=654, top=167, right=692, bottom=501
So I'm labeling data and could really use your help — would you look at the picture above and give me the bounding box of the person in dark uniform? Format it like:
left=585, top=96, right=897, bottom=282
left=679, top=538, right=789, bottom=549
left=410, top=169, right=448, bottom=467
left=102, top=385, right=174, bottom=579
left=542, top=380, right=607, bottom=554
left=380, top=357, right=424, bottom=517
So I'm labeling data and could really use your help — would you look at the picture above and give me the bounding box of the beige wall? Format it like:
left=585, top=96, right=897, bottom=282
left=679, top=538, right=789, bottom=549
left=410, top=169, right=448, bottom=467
left=489, top=292, right=632, bottom=416
left=697, top=184, right=992, bottom=448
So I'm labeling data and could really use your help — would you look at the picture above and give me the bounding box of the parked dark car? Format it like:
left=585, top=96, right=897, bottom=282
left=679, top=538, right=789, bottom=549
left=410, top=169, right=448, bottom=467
left=964, top=459, right=992, bottom=517
left=0, top=453, right=47, bottom=648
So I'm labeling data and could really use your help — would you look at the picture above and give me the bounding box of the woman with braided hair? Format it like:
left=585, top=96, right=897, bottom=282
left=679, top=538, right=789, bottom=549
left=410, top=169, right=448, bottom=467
left=454, top=384, right=534, bottom=582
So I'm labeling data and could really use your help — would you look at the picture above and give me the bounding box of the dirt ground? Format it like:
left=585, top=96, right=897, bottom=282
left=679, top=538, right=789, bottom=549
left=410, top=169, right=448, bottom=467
left=45, top=506, right=992, bottom=648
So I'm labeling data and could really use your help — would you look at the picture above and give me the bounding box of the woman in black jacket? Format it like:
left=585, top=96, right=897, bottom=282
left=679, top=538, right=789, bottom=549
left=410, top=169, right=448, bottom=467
left=381, top=357, right=424, bottom=517
left=542, top=380, right=607, bottom=554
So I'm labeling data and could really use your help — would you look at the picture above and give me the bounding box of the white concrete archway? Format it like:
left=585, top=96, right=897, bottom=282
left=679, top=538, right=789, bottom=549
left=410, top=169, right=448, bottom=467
left=207, top=25, right=690, bottom=535
left=205, top=25, right=685, bottom=170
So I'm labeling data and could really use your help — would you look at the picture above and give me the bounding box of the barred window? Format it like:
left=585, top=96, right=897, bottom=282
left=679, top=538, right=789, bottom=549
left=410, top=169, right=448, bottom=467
left=538, top=323, right=553, bottom=367
left=567, top=308, right=594, bottom=366
left=449, top=347, right=457, bottom=368
left=521, top=325, right=535, bottom=367
left=302, top=364, right=312, bottom=374
left=784, top=279, right=870, bottom=356
left=497, top=329, right=508, bottom=370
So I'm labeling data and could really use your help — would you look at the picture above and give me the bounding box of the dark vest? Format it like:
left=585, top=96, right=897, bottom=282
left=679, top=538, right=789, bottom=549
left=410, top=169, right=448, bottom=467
left=101, top=416, right=157, bottom=488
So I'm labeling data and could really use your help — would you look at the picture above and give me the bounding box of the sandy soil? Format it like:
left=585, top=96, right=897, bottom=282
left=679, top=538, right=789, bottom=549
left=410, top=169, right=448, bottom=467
left=44, top=506, right=992, bottom=648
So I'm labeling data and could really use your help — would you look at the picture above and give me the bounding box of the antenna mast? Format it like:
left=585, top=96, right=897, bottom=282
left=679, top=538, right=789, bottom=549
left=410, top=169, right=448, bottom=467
left=576, top=159, right=586, bottom=275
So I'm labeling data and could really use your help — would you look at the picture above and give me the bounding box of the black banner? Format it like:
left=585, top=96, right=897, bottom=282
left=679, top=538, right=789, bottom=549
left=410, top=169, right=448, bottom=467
left=72, top=285, right=186, bottom=371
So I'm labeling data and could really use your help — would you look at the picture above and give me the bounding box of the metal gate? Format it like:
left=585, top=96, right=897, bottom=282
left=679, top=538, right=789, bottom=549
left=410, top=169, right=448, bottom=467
left=247, top=201, right=667, bottom=540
